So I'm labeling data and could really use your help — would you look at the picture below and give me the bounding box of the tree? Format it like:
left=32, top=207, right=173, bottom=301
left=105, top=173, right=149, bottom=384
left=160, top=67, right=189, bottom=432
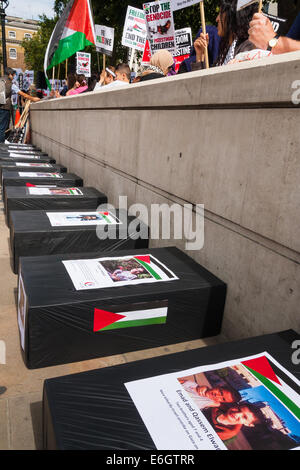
left=21, top=15, right=57, bottom=72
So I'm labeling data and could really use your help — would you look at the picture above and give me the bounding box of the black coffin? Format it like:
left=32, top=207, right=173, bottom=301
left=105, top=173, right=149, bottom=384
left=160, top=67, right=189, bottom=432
left=17, top=247, right=226, bottom=369
left=0, top=155, right=55, bottom=164
left=5, top=186, right=107, bottom=226
left=42, top=330, right=300, bottom=450
left=10, top=209, right=148, bottom=273
left=2, top=171, right=83, bottom=201
left=0, top=163, right=67, bottom=180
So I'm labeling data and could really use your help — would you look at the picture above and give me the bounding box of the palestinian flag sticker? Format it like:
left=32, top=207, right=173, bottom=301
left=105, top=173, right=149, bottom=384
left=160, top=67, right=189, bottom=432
left=93, top=301, right=168, bottom=332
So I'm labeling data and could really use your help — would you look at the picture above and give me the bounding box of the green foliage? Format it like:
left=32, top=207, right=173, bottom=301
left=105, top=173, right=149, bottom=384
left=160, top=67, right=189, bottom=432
left=21, top=15, right=57, bottom=71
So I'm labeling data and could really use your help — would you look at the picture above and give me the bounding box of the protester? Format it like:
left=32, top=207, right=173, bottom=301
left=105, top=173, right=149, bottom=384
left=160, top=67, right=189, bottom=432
left=60, top=73, right=77, bottom=97
left=94, top=63, right=131, bottom=91
left=248, top=12, right=300, bottom=54
left=192, top=0, right=256, bottom=70
left=66, top=74, right=88, bottom=96
left=139, top=50, right=174, bottom=82
left=0, top=67, right=40, bottom=142
left=93, top=66, right=116, bottom=91
left=178, top=26, right=221, bottom=73
left=85, top=73, right=99, bottom=92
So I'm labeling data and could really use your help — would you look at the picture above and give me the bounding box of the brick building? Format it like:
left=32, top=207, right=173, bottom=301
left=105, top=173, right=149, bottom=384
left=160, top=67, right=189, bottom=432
left=4, top=16, right=39, bottom=71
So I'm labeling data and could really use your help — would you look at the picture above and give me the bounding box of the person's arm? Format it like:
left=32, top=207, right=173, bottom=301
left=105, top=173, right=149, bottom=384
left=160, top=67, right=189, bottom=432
left=249, top=13, right=300, bottom=54
left=18, top=90, right=40, bottom=102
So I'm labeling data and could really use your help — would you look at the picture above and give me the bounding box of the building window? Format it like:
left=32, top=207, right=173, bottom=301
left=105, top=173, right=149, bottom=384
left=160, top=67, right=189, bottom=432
left=8, top=31, right=16, bottom=39
left=24, top=33, right=32, bottom=39
left=9, top=48, right=17, bottom=59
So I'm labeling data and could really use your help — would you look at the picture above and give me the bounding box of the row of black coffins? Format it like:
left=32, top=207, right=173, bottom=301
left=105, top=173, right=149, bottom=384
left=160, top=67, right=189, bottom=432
left=2, top=143, right=226, bottom=370
left=3, top=144, right=299, bottom=450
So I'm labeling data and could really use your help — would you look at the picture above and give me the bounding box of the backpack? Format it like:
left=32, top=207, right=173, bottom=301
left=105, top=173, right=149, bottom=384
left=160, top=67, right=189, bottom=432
left=0, top=78, right=6, bottom=105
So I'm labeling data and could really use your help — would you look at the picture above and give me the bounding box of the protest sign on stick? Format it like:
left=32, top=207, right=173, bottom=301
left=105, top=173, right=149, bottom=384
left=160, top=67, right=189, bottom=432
left=76, top=52, right=91, bottom=78
left=237, top=0, right=259, bottom=11
left=143, top=1, right=176, bottom=56
left=95, top=24, right=114, bottom=73
left=122, top=6, right=147, bottom=53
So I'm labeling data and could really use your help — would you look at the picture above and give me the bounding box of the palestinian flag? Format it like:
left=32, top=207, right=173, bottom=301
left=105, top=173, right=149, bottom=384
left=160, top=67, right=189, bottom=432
left=94, top=301, right=168, bottom=332
left=44, top=0, right=96, bottom=89
left=242, top=356, right=300, bottom=420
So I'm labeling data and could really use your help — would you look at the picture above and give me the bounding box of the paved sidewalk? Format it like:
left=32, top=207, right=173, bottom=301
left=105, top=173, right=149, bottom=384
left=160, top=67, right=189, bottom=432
left=0, top=191, right=219, bottom=450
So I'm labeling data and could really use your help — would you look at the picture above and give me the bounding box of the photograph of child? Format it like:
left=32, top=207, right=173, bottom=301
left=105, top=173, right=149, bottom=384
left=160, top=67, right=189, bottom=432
left=100, top=257, right=152, bottom=283
left=178, top=363, right=300, bottom=450
left=66, top=214, right=102, bottom=221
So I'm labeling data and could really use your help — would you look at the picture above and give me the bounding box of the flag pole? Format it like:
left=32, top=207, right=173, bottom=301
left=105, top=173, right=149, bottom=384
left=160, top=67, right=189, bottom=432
left=103, top=54, right=106, bottom=71
left=65, top=58, right=68, bottom=79
left=52, top=66, right=55, bottom=90
left=97, top=52, right=100, bottom=73
left=258, top=0, right=262, bottom=13
left=200, top=2, right=209, bottom=69
left=57, top=62, right=61, bottom=90
left=129, top=49, right=135, bottom=70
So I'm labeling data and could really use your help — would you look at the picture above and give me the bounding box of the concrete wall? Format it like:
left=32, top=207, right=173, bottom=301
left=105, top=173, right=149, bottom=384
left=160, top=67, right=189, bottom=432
left=30, top=51, right=300, bottom=341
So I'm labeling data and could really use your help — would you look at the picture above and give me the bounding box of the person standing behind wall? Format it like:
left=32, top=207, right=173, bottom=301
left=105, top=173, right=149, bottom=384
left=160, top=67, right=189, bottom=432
left=0, top=68, right=40, bottom=143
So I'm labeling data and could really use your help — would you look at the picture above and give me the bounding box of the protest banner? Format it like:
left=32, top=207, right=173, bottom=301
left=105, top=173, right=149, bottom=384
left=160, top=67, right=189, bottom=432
left=170, top=0, right=200, bottom=10
left=143, top=1, right=176, bottom=56
left=76, top=51, right=91, bottom=77
left=237, top=0, right=259, bottom=11
left=95, top=24, right=114, bottom=57
left=174, top=27, right=192, bottom=72
left=122, top=5, right=147, bottom=53
left=264, top=13, right=287, bottom=35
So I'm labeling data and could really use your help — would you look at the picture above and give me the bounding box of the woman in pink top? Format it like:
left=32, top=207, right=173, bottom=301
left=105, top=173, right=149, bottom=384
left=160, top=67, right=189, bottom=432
left=66, top=74, right=88, bottom=96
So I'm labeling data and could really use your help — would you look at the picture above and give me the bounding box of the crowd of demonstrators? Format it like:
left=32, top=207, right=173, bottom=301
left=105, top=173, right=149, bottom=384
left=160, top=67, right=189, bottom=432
left=0, top=67, right=40, bottom=143
left=38, top=1, right=300, bottom=103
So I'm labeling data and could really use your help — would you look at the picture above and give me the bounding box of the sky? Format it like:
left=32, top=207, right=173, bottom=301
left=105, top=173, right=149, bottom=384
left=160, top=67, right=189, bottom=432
left=6, top=0, right=54, bottom=20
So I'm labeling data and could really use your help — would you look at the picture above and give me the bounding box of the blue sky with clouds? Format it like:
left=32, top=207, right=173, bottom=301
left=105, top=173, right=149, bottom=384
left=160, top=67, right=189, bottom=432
left=7, top=0, right=54, bottom=20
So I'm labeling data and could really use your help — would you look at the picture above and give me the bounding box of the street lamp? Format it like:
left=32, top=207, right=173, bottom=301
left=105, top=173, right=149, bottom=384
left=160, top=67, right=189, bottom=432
left=0, top=1, right=9, bottom=73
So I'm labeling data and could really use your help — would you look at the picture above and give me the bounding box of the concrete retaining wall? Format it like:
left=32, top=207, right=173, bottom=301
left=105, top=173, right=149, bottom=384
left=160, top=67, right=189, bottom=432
left=30, top=51, right=300, bottom=341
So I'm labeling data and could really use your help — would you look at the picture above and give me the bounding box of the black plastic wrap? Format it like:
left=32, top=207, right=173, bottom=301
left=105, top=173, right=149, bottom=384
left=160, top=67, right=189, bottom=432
left=5, top=187, right=107, bottom=226
left=2, top=171, right=83, bottom=202
left=42, top=330, right=299, bottom=449
left=0, top=163, right=67, bottom=180
left=18, top=247, right=226, bottom=369
left=10, top=209, right=148, bottom=273
left=0, top=155, right=56, bottom=164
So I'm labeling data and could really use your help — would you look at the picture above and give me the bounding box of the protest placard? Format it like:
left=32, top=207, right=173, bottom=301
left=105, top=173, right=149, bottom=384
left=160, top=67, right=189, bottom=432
left=174, top=27, right=192, bottom=71
left=170, top=0, right=201, bottom=11
left=237, top=0, right=259, bottom=11
left=143, top=1, right=176, bottom=56
left=122, top=5, right=147, bottom=53
left=95, top=24, right=114, bottom=56
left=76, top=51, right=91, bottom=77
left=264, top=13, right=287, bottom=35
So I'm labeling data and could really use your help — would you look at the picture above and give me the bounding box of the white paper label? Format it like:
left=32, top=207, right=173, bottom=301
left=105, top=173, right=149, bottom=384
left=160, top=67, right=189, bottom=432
left=63, top=253, right=178, bottom=290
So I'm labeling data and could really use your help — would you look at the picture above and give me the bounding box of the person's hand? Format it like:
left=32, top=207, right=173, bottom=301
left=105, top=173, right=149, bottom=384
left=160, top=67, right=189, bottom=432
left=100, top=69, right=106, bottom=85
left=197, top=386, right=208, bottom=397
left=248, top=13, right=276, bottom=50
left=32, top=97, right=40, bottom=102
left=194, top=33, right=209, bottom=62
